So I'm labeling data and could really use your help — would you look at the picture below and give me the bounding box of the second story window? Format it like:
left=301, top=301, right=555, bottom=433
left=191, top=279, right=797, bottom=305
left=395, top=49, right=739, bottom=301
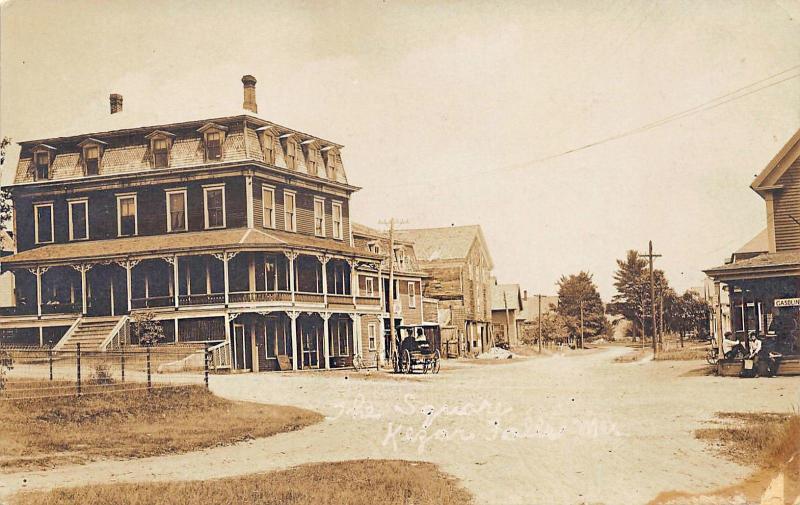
left=408, top=282, right=417, bottom=308
left=332, top=202, right=343, bottom=240
left=117, top=194, right=138, bottom=237
left=166, top=189, right=187, bottom=232
left=35, top=152, right=50, bottom=180
left=262, top=186, right=275, bottom=228
left=206, top=132, right=222, bottom=161
left=314, top=198, right=325, bottom=237
left=203, top=185, right=226, bottom=229
left=34, top=203, right=54, bottom=244
left=284, top=191, right=296, bottom=232
left=68, top=199, right=89, bottom=241
left=153, top=139, right=169, bottom=168
left=365, top=277, right=374, bottom=296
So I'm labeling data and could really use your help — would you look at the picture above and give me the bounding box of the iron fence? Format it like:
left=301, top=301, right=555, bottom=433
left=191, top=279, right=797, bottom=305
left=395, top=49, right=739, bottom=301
left=0, top=343, right=212, bottom=400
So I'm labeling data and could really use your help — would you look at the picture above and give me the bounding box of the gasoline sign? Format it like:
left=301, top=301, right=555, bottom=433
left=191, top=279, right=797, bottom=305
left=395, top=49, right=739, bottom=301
left=774, top=298, right=800, bottom=307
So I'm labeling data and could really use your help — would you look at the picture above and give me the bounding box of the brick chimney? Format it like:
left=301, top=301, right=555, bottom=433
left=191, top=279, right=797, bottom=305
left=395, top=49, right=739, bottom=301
left=110, top=94, right=123, bottom=114
left=241, top=75, right=257, bottom=113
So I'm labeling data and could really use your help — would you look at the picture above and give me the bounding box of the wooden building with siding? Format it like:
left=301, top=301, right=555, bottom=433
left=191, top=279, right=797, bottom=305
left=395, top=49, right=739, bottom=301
left=0, top=76, right=384, bottom=372
left=705, top=128, right=800, bottom=352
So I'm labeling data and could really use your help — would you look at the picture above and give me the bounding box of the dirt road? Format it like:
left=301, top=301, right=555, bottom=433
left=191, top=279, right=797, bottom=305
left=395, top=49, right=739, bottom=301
left=2, top=346, right=798, bottom=504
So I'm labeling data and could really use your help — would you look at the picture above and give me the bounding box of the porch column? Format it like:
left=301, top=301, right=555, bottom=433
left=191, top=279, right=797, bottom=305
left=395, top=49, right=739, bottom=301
left=348, top=259, right=357, bottom=306
left=170, top=256, right=179, bottom=308
left=350, top=313, right=361, bottom=359
left=80, top=265, right=89, bottom=315
left=286, top=251, right=297, bottom=305
left=223, top=254, right=230, bottom=305
left=318, top=255, right=329, bottom=306
left=289, top=310, right=299, bottom=371
left=124, top=261, right=133, bottom=313
left=322, top=312, right=331, bottom=370
left=248, top=253, right=256, bottom=292
left=30, top=267, right=45, bottom=318
left=716, top=282, right=725, bottom=360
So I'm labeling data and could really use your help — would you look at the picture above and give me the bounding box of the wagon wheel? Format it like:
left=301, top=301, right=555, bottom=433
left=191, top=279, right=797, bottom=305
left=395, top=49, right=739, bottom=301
left=401, top=349, right=412, bottom=374
left=431, top=350, right=441, bottom=374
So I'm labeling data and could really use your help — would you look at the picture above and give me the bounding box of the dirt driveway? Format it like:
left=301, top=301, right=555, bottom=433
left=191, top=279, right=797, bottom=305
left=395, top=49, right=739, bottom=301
left=2, top=346, right=798, bottom=505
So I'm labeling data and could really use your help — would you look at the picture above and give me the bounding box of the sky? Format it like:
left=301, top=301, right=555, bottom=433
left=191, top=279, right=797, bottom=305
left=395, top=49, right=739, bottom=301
left=1, top=0, right=799, bottom=300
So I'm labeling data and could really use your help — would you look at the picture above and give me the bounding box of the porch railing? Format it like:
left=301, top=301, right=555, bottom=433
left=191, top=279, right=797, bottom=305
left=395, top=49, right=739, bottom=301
left=208, top=341, right=231, bottom=370
left=179, top=293, right=225, bottom=306
left=328, top=294, right=354, bottom=306
left=41, top=302, right=82, bottom=315
left=131, top=296, right=174, bottom=309
left=100, top=316, right=130, bottom=351
left=228, top=291, right=292, bottom=303
left=295, top=292, right=325, bottom=304
left=356, top=296, right=381, bottom=306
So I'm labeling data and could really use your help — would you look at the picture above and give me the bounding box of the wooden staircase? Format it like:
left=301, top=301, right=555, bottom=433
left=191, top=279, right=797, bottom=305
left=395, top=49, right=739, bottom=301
left=54, top=316, right=126, bottom=352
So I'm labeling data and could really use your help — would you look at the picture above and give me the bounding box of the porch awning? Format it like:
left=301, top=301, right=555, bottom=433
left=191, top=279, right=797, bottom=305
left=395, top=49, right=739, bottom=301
left=1, top=227, right=379, bottom=268
left=704, top=250, right=800, bottom=281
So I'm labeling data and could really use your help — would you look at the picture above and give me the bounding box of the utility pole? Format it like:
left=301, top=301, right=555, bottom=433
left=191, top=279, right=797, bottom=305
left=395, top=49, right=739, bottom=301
left=638, top=241, right=662, bottom=357
left=503, top=291, right=511, bottom=347
left=379, top=218, right=407, bottom=372
left=537, top=294, right=542, bottom=353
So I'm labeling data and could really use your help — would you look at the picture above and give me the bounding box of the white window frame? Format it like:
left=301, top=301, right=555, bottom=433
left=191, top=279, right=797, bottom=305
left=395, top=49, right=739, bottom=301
left=313, top=197, right=325, bottom=237
left=408, top=281, right=416, bottom=308
left=67, top=198, right=89, bottom=241
left=165, top=188, right=188, bottom=233
left=116, top=193, right=138, bottom=237
left=283, top=190, right=296, bottom=232
left=332, top=201, right=343, bottom=240
left=365, top=277, right=374, bottom=297
left=262, top=185, right=276, bottom=228
left=368, top=323, right=377, bottom=351
left=203, top=184, right=226, bottom=230
left=33, top=202, right=55, bottom=245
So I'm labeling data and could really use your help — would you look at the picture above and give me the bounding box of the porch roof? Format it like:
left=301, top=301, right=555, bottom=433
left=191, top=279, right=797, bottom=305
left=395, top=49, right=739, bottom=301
left=704, top=250, right=800, bottom=281
left=0, top=228, right=378, bottom=268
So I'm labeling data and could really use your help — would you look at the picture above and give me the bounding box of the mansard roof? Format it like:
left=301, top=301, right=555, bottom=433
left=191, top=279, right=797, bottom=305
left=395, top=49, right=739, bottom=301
left=12, top=114, right=352, bottom=188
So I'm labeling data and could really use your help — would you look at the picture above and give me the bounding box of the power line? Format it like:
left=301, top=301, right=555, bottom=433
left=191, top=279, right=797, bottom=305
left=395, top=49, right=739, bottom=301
left=374, top=64, right=800, bottom=191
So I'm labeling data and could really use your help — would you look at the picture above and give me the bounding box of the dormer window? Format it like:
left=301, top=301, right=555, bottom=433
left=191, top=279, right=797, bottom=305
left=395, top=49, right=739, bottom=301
left=206, top=132, right=222, bottom=160
left=35, top=152, right=50, bottom=180
left=153, top=139, right=169, bottom=168
left=286, top=140, right=297, bottom=169
left=145, top=130, right=176, bottom=169
left=78, top=138, right=106, bottom=176
left=368, top=242, right=381, bottom=255
left=197, top=123, right=228, bottom=163
left=264, top=132, right=275, bottom=164
left=84, top=146, right=100, bottom=175
left=324, top=148, right=340, bottom=179
left=303, top=141, right=319, bottom=176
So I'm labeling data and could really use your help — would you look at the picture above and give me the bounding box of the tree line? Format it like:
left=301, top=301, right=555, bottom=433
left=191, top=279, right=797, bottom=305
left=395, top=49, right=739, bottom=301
left=523, top=250, right=710, bottom=347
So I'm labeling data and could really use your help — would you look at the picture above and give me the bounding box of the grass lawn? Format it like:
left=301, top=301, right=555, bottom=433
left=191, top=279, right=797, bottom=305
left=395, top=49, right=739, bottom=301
left=11, top=459, right=474, bottom=505
left=0, top=384, right=322, bottom=471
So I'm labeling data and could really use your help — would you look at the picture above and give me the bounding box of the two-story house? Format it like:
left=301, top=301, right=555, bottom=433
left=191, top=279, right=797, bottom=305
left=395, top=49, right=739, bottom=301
left=351, top=223, right=434, bottom=364
left=396, top=225, right=493, bottom=355
left=705, top=128, right=800, bottom=350
left=0, top=76, right=384, bottom=372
